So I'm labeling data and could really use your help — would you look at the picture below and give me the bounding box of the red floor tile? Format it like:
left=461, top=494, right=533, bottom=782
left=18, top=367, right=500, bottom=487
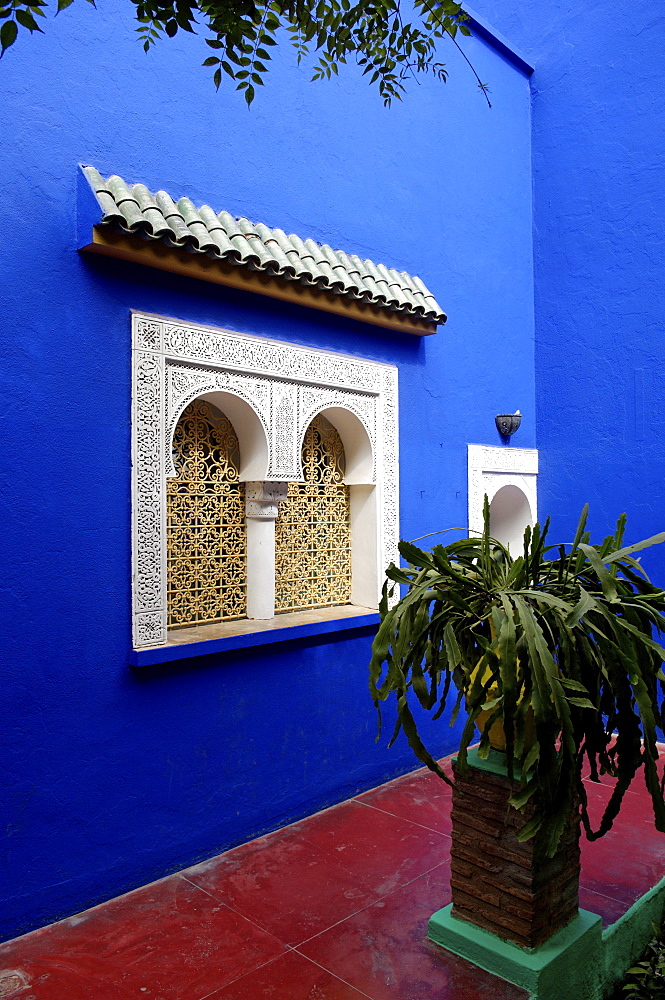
left=0, top=875, right=286, bottom=1000
left=578, top=886, right=629, bottom=928
left=206, top=949, right=373, bottom=999
left=293, top=799, right=450, bottom=897
left=297, top=862, right=528, bottom=1000
left=579, top=772, right=665, bottom=908
left=580, top=742, right=665, bottom=791
left=580, top=830, right=665, bottom=910
left=354, top=765, right=454, bottom=837
left=575, top=754, right=663, bottom=828
left=183, top=828, right=378, bottom=947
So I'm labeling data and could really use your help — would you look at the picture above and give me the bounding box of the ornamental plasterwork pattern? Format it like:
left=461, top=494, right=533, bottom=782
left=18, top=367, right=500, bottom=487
left=165, top=364, right=271, bottom=476
left=156, top=317, right=381, bottom=391
left=132, top=312, right=398, bottom=647
left=132, top=352, right=165, bottom=645
left=467, top=445, right=538, bottom=540
left=298, top=387, right=376, bottom=481
left=380, top=368, right=399, bottom=571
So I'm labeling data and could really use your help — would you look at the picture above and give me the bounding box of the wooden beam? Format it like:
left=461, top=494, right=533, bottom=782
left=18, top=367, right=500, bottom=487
left=80, top=227, right=439, bottom=337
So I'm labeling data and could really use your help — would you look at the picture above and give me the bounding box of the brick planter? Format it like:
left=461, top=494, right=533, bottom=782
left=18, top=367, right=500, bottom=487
left=450, top=753, right=580, bottom=949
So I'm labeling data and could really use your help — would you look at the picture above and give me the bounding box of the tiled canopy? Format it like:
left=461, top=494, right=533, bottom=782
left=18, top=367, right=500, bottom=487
left=82, top=166, right=446, bottom=328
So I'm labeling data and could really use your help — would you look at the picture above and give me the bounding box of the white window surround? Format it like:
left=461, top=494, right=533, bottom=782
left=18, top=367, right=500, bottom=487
left=467, top=444, right=539, bottom=542
left=132, top=312, right=399, bottom=649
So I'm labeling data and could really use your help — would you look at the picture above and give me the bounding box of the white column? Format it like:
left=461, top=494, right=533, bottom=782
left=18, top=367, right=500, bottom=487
left=245, top=481, right=288, bottom=619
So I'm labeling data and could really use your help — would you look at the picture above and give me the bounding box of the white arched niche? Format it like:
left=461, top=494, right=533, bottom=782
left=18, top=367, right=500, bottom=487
left=489, top=484, right=533, bottom=555
left=467, top=445, right=539, bottom=553
left=168, top=390, right=275, bottom=621
left=199, top=390, right=269, bottom=481
left=314, top=406, right=377, bottom=609
left=166, top=389, right=270, bottom=480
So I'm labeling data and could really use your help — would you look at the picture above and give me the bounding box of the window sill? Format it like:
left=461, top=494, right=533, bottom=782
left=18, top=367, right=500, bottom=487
left=129, top=605, right=380, bottom=667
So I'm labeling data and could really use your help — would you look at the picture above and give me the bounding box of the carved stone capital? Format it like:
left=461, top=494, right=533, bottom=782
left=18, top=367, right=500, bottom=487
left=245, top=481, right=289, bottom=519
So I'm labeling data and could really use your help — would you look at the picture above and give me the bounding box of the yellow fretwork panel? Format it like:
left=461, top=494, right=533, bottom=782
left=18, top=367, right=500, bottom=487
left=167, top=399, right=246, bottom=627
left=275, top=414, right=351, bottom=613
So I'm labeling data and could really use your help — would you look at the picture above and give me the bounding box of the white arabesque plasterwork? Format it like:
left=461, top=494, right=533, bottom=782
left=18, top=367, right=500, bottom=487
left=467, top=444, right=539, bottom=539
left=132, top=311, right=399, bottom=648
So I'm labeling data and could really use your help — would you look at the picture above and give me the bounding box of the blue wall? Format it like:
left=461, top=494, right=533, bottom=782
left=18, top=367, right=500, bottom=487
left=471, top=0, right=665, bottom=573
left=1, top=0, right=534, bottom=940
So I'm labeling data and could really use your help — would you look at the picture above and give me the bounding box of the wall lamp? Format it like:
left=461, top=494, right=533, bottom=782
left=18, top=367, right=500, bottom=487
left=495, top=411, right=522, bottom=439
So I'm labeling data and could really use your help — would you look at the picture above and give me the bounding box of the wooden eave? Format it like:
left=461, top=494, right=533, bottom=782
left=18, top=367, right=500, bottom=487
left=80, top=226, right=439, bottom=337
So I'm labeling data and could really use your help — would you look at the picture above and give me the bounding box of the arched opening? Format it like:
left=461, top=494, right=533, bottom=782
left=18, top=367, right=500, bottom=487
left=302, top=406, right=378, bottom=609
left=199, top=390, right=269, bottom=481
left=167, top=398, right=246, bottom=627
left=314, top=406, right=373, bottom=484
left=274, top=414, right=352, bottom=612
left=489, top=485, right=533, bottom=556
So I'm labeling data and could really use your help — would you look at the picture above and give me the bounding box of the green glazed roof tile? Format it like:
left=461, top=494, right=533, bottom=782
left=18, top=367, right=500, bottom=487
left=82, top=166, right=446, bottom=325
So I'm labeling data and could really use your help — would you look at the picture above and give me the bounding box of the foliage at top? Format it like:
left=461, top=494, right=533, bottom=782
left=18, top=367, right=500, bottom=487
left=0, top=0, right=489, bottom=106
left=369, top=503, right=665, bottom=857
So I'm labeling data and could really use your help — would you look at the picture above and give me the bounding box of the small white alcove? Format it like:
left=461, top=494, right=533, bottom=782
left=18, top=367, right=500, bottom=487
left=489, top=484, right=533, bottom=554
left=467, top=445, right=539, bottom=552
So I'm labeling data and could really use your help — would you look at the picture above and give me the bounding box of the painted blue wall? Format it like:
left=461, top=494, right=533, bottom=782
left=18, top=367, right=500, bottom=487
left=1, top=0, right=534, bottom=940
left=471, top=0, right=665, bottom=575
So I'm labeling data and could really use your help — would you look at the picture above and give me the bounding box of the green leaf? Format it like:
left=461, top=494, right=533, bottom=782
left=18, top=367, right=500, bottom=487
left=565, top=587, right=597, bottom=626
left=443, top=622, right=461, bottom=668
left=0, top=17, right=17, bottom=52
left=579, top=543, right=619, bottom=602
left=16, top=8, right=42, bottom=30
left=565, top=696, right=596, bottom=709
left=606, top=530, right=665, bottom=565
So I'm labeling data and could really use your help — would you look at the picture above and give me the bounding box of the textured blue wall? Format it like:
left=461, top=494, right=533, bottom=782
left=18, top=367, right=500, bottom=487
left=1, top=0, right=534, bottom=940
left=471, top=0, right=665, bottom=572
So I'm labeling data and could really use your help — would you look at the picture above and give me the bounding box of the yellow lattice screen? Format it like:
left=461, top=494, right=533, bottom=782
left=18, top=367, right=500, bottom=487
left=167, top=399, right=246, bottom=627
left=275, top=415, right=351, bottom=613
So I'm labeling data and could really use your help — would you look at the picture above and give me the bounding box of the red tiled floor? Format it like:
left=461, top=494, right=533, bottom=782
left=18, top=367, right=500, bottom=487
left=2, top=754, right=663, bottom=1000
left=291, top=799, right=450, bottom=897
left=206, top=949, right=373, bottom=999
left=183, top=826, right=379, bottom=946
left=297, top=862, right=527, bottom=1000
left=0, top=874, right=286, bottom=1000
left=354, top=764, right=454, bottom=837
left=578, top=768, right=665, bottom=909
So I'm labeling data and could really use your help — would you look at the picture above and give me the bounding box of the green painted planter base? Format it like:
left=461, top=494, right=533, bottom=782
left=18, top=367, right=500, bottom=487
left=428, top=905, right=604, bottom=1000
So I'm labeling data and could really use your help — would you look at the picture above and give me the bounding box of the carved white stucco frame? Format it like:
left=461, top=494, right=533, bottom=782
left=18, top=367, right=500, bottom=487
left=132, top=311, right=399, bottom=648
left=467, top=445, right=539, bottom=538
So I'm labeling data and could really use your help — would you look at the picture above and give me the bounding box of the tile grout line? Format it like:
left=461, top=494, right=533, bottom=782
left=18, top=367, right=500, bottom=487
left=181, top=871, right=401, bottom=958
left=290, top=859, right=452, bottom=952
left=199, top=948, right=378, bottom=1000
left=352, top=797, right=454, bottom=838
left=179, top=874, right=295, bottom=951
left=288, top=951, right=378, bottom=1000
left=195, top=946, right=305, bottom=1000
left=178, top=874, right=312, bottom=1000
left=579, top=885, right=633, bottom=908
